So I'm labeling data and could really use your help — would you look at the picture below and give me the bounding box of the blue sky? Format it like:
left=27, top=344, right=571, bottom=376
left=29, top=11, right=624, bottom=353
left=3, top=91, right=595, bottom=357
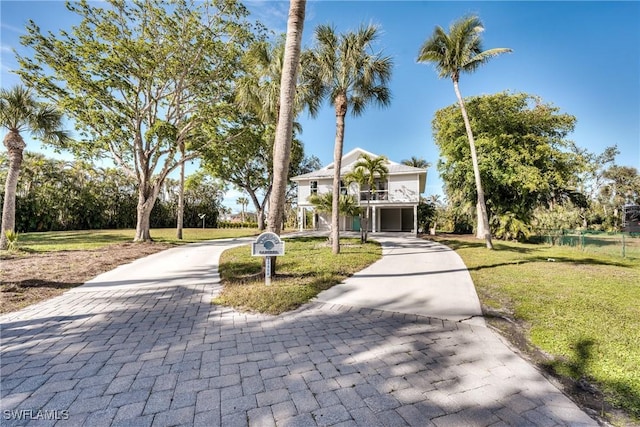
left=2, top=1, right=639, bottom=212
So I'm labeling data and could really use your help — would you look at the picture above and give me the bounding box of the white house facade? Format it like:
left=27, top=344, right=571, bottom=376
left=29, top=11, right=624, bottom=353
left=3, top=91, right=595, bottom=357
left=291, top=148, right=427, bottom=234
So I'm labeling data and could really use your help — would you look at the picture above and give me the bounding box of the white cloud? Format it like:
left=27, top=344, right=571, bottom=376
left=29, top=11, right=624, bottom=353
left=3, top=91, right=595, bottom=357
left=0, top=23, right=24, bottom=35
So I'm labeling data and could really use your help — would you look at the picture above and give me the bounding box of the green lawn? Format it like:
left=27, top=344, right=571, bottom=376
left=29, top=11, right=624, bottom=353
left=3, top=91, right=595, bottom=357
left=16, top=228, right=261, bottom=251
left=214, top=237, right=381, bottom=314
left=433, top=236, right=640, bottom=422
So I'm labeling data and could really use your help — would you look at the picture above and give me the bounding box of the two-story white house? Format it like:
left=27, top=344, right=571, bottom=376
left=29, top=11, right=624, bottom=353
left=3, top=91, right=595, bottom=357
left=291, top=148, right=427, bottom=234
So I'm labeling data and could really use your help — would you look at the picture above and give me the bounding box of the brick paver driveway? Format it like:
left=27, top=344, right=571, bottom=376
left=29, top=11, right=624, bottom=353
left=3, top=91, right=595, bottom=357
left=1, top=238, right=598, bottom=426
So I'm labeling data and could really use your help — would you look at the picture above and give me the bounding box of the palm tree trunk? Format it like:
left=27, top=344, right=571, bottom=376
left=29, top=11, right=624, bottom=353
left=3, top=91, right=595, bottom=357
left=266, top=0, right=306, bottom=276
left=267, top=0, right=306, bottom=237
left=331, top=92, right=347, bottom=254
left=453, top=80, right=493, bottom=249
left=363, top=199, right=371, bottom=243
left=1, top=131, right=25, bottom=250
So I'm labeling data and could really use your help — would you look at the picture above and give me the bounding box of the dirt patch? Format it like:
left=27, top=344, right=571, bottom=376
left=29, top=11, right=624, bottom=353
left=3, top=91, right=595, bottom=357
left=1, top=242, right=174, bottom=314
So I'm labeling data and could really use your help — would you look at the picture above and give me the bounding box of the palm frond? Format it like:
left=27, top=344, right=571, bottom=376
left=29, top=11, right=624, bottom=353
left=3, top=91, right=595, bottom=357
left=417, top=15, right=511, bottom=82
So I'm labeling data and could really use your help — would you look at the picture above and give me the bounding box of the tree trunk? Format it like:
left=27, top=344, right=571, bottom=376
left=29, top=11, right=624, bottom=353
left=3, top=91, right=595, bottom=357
left=453, top=79, right=493, bottom=249
left=257, top=208, right=266, bottom=230
left=248, top=188, right=269, bottom=231
left=1, top=131, right=26, bottom=250
left=362, top=205, right=370, bottom=243
left=331, top=92, right=348, bottom=254
left=134, top=184, right=157, bottom=242
left=176, top=157, right=184, bottom=239
left=267, top=0, right=306, bottom=238
left=266, top=0, right=306, bottom=276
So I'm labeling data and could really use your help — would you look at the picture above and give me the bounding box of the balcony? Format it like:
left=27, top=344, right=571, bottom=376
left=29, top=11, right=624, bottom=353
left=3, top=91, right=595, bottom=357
left=359, top=190, right=388, bottom=202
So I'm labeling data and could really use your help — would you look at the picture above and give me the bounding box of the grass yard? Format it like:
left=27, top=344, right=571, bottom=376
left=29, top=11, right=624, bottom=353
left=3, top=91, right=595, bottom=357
left=214, top=237, right=381, bottom=315
left=430, top=235, right=640, bottom=424
left=15, top=227, right=261, bottom=252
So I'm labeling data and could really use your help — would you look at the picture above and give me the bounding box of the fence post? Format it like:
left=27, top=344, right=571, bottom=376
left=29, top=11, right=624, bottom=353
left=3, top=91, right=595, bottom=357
left=580, top=231, right=585, bottom=251
left=622, top=233, right=626, bottom=258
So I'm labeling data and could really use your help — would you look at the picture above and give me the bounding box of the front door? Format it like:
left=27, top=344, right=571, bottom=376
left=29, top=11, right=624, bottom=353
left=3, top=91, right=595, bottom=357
left=352, top=216, right=361, bottom=231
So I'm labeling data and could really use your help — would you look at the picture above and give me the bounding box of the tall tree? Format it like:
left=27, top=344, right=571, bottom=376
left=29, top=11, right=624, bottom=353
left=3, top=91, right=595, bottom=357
left=0, top=86, right=68, bottom=250
left=231, top=18, right=322, bottom=235
left=204, top=122, right=270, bottom=230
left=235, top=35, right=321, bottom=127
left=418, top=15, right=511, bottom=249
left=17, top=0, right=253, bottom=242
left=433, top=92, right=582, bottom=239
left=310, top=24, right=392, bottom=254
left=267, top=0, right=307, bottom=237
left=345, top=154, right=389, bottom=243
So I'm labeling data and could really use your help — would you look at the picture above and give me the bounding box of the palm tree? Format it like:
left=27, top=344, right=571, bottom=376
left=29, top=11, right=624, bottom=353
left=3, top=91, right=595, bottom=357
left=311, top=23, right=393, bottom=254
left=237, top=6, right=321, bottom=236
left=401, top=156, right=431, bottom=170
left=308, top=192, right=362, bottom=224
left=237, top=196, right=249, bottom=223
left=0, top=86, right=68, bottom=250
left=265, top=0, right=306, bottom=277
left=236, top=37, right=321, bottom=127
left=345, top=154, right=388, bottom=243
left=418, top=15, right=511, bottom=249
left=402, top=157, right=431, bottom=193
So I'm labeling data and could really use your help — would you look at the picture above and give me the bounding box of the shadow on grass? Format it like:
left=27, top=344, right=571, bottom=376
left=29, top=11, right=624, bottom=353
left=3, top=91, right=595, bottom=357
left=20, top=230, right=132, bottom=249
left=284, top=236, right=329, bottom=243
left=466, top=255, right=631, bottom=272
left=219, top=260, right=261, bottom=279
left=430, top=237, right=538, bottom=254
left=542, top=337, right=640, bottom=421
left=430, top=236, right=633, bottom=270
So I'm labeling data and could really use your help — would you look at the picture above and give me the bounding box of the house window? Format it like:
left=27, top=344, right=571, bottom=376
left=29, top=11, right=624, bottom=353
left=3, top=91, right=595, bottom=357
left=310, top=181, right=318, bottom=195
left=375, top=179, right=388, bottom=191
left=340, top=180, right=348, bottom=195
left=375, top=179, right=388, bottom=200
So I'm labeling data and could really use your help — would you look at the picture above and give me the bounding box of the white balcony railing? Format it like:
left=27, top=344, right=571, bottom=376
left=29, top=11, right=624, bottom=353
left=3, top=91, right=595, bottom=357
left=359, top=190, right=388, bottom=202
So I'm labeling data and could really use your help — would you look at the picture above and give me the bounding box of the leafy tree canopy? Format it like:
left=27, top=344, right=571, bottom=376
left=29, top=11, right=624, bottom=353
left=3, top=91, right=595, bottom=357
left=433, top=91, right=585, bottom=236
left=16, top=0, right=257, bottom=241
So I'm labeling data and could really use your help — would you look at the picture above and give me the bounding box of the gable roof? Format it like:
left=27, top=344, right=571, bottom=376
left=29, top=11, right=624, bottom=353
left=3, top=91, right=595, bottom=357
left=291, top=147, right=427, bottom=181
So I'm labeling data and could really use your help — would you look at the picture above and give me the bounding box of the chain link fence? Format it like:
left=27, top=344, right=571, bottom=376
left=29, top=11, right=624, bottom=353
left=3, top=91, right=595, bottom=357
left=538, top=230, right=640, bottom=258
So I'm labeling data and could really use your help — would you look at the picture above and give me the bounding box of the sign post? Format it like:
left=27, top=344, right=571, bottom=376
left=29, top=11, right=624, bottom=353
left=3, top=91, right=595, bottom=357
left=251, top=232, right=285, bottom=285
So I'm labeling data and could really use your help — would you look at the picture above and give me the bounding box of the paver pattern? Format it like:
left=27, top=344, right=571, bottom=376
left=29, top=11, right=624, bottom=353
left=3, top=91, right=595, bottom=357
left=1, top=238, right=598, bottom=426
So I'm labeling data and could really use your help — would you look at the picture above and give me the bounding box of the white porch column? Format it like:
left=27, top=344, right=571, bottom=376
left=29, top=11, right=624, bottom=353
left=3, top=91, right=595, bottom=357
left=298, top=207, right=304, bottom=232
left=372, top=206, right=377, bottom=233
left=414, top=204, right=418, bottom=235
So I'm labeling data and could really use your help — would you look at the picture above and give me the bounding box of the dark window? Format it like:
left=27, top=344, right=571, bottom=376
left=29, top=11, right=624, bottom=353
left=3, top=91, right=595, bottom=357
left=340, top=180, right=348, bottom=195
left=310, top=181, right=318, bottom=195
